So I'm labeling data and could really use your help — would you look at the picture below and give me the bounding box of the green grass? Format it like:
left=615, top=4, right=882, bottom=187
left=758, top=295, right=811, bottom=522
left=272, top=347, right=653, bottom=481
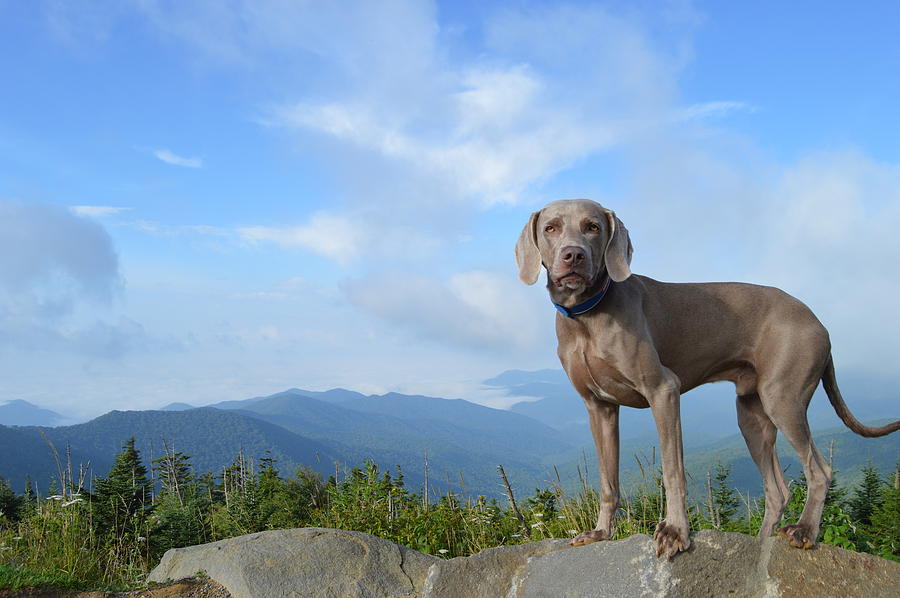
left=0, top=563, right=83, bottom=591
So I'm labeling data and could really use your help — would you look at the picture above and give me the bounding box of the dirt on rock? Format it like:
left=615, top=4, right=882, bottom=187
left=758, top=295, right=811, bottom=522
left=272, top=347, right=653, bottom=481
left=0, top=578, right=231, bottom=598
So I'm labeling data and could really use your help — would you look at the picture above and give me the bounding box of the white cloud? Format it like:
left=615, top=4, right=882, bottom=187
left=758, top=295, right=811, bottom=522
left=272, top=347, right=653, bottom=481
left=127, top=0, right=705, bottom=218
left=342, top=270, right=546, bottom=353
left=237, top=212, right=364, bottom=265
left=0, top=200, right=157, bottom=357
left=0, top=200, right=119, bottom=303
left=237, top=211, right=440, bottom=265
left=71, top=205, right=132, bottom=217
left=154, top=149, right=202, bottom=168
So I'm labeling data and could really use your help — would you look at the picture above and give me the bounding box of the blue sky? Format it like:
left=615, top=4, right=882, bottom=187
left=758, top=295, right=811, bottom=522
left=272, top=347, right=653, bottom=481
left=1, top=1, right=899, bottom=421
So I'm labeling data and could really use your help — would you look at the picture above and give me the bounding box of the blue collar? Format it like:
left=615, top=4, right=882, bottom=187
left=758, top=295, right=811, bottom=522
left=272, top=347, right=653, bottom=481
left=552, top=274, right=612, bottom=319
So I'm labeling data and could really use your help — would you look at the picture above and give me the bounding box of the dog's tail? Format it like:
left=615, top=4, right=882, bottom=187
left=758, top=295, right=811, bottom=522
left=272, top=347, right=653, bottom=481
left=822, top=355, right=900, bottom=437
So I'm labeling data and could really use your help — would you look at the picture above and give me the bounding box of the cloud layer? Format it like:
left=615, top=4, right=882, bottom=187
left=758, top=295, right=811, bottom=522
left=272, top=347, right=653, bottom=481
left=0, top=200, right=149, bottom=357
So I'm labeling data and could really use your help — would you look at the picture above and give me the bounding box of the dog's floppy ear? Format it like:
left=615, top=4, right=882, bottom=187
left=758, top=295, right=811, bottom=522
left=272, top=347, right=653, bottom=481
left=515, top=210, right=542, bottom=285
left=604, top=210, right=633, bottom=282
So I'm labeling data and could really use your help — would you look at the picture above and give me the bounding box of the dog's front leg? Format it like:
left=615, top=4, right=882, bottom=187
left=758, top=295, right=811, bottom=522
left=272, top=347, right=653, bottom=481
left=570, top=398, right=619, bottom=546
left=648, top=373, right=691, bottom=560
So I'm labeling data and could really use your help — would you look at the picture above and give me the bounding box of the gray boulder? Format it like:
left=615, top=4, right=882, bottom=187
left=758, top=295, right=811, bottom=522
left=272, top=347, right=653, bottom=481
left=148, top=527, right=437, bottom=598
left=149, top=528, right=900, bottom=598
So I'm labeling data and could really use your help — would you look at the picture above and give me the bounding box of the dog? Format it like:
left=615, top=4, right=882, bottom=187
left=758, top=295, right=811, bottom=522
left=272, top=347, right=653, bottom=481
left=515, top=198, right=899, bottom=559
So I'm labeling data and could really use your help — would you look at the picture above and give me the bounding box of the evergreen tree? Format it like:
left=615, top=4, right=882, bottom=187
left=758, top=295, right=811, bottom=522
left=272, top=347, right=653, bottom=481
left=153, top=445, right=194, bottom=505
left=709, top=462, right=740, bottom=528
left=210, top=450, right=261, bottom=537
left=526, top=488, right=558, bottom=518
left=150, top=445, right=209, bottom=553
left=868, top=464, right=900, bottom=560
left=848, top=464, right=884, bottom=525
left=0, top=476, right=22, bottom=523
left=92, top=437, right=151, bottom=541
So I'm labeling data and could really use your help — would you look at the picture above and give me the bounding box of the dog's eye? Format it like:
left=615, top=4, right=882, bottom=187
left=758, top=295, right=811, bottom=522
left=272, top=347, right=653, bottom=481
left=544, top=225, right=556, bottom=233
left=587, top=222, right=601, bottom=232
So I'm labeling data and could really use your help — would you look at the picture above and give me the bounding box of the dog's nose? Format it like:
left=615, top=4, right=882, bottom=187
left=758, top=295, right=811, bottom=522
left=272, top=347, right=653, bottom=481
left=560, top=246, right=586, bottom=266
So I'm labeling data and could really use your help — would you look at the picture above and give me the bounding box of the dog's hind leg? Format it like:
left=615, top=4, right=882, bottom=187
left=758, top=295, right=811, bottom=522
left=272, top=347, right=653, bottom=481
left=736, top=393, right=790, bottom=537
left=759, top=377, right=832, bottom=549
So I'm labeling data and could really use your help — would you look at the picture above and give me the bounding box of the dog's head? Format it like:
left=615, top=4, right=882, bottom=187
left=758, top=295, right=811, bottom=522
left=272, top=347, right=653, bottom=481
left=515, top=199, right=632, bottom=304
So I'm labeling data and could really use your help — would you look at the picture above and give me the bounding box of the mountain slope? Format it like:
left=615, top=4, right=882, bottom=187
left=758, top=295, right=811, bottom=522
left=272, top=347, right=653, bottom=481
left=0, top=409, right=344, bottom=493
left=0, top=399, right=65, bottom=426
left=216, top=389, right=578, bottom=497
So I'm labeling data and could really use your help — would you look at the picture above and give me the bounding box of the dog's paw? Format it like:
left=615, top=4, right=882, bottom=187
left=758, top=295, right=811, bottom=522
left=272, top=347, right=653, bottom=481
left=778, top=524, right=816, bottom=549
left=569, top=529, right=611, bottom=547
left=653, top=521, right=690, bottom=560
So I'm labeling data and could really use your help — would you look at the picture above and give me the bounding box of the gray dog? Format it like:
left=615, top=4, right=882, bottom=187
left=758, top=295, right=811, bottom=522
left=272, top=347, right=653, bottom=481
left=515, top=198, right=899, bottom=559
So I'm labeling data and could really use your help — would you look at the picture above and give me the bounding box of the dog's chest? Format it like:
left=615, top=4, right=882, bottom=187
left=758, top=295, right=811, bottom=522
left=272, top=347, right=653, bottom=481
left=562, top=350, right=650, bottom=409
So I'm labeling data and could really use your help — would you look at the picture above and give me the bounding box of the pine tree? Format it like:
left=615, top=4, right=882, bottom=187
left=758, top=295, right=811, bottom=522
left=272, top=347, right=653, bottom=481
left=0, top=476, right=22, bottom=523
left=151, top=448, right=210, bottom=554
left=848, top=464, right=884, bottom=526
left=153, top=444, right=194, bottom=505
left=92, top=437, right=151, bottom=541
left=868, top=463, right=900, bottom=560
left=710, top=462, right=740, bottom=528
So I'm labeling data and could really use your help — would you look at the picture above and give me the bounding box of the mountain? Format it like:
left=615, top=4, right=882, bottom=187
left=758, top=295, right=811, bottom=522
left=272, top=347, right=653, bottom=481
left=482, top=369, right=570, bottom=387
left=2, top=376, right=896, bottom=502
left=0, top=389, right=580, bottom=499
left=207, top=388, right=366, bottom=409
left=0, top=409, right=344, bottom=494
left=0, top=399, right=65, bottom=426
left=159, top=402, right=196, bottom=411
left=210, top=389, right=578, bottom=497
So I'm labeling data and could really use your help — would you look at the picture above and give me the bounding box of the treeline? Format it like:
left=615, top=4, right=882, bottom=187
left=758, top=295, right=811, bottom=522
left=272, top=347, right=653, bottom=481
left=0, top=439, right=897, bottom=592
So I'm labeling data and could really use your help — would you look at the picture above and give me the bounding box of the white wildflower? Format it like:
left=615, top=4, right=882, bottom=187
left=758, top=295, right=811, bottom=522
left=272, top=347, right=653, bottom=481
left=437, top=549, right=449, bottom=554
left=0, top=547, right=11, bottom=551
left=567, top=530, right=578, bottom=535
left=13, top=536, right=23, bottom=541
left=534, top=512, right=544, bottom=518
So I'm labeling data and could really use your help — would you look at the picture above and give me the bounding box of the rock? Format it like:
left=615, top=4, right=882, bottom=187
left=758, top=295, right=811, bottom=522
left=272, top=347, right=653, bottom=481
left=149, top=528, right=900, bottom=598
left=512, top=530, right=900, bottom=598
left=422, top=538, right=569, bottom=598
left=148, top=527, right=437, bottom=598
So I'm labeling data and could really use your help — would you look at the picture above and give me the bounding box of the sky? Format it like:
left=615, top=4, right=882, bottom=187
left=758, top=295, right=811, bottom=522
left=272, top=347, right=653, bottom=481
left=1, top=1, right=899, bottom=422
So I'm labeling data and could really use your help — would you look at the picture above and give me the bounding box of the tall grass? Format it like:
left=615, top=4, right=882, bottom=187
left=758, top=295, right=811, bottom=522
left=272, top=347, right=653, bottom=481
left=0, top=494, right=148, bottom=591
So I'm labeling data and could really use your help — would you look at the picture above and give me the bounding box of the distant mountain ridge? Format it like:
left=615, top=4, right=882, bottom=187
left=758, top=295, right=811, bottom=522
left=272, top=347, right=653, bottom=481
left=159, top=402, right=196, bottom=411
left=1, top=373, right=896, bottom=503
left=206, top=387, right=575, bottom=497
left=0, top=387, right=578, bottom=498
left=0, top=399, right=65, bottom=426
left=0, top=408, right=345, bottom=495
